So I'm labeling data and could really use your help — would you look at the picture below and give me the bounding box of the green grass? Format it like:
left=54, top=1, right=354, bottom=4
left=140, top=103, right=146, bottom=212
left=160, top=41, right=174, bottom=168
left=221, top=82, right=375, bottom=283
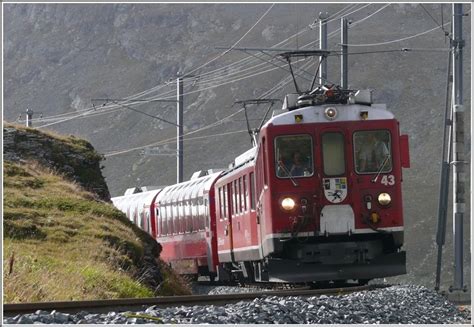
left=3, top=161, right=190, bottom=303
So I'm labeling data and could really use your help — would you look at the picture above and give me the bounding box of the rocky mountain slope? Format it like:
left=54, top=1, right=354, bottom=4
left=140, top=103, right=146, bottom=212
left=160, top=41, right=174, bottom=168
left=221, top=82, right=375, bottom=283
left=3, top=3, right=471, bottom=291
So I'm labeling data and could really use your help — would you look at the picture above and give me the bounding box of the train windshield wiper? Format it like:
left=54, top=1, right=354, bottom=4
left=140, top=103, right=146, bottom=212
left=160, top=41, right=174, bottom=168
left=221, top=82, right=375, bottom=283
left=277, top=161, right=299, bottom=187
left=371, top=154, right=391, bottom=183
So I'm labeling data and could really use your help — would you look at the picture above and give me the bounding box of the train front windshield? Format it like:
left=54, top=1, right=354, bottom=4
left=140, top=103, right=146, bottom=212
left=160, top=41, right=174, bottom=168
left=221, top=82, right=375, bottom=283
left=354, top=130, right=392, bottom=174
left=274, top=134, right=314, bottom=178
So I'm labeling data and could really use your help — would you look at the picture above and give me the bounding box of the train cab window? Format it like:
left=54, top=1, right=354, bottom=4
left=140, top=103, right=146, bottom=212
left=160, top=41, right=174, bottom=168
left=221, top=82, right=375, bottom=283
left=275, top=135, right=314, bottom=178
left=322, top=132, right=345, bottom=176
left=354, top=130, right=392, bottom=174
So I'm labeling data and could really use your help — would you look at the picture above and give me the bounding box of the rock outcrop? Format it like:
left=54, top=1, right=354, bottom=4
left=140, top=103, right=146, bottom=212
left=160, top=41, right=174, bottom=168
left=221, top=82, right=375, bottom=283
left=3, top=124, right=110, bottom=201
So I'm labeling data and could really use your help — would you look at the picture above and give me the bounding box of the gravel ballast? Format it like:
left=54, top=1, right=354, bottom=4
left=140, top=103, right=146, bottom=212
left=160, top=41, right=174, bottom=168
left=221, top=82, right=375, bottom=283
left=3, top=285, right=470, bottom=324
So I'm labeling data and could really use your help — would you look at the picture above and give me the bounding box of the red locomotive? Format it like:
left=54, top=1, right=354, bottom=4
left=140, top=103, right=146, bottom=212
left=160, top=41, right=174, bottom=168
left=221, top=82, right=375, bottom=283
left=112, top=86, right=410, bottom=284
left=113, top=49, right=409, bottom=284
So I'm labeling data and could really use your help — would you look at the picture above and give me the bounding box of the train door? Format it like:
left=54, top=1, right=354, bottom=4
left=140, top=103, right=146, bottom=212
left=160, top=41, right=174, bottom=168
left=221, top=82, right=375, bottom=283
left=318, top=128, right=354, bottom=235
left=217, top=183, right=235, bottom=263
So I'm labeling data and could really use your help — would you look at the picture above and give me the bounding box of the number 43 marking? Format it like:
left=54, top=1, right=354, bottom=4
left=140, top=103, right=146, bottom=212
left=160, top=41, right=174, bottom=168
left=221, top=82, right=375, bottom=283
left=381, top=175, right=395, bottom=186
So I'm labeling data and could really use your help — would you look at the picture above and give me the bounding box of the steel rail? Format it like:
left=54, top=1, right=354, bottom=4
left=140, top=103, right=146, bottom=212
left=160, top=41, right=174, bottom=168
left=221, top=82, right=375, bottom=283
left=3, top=284, right=387, bottom=316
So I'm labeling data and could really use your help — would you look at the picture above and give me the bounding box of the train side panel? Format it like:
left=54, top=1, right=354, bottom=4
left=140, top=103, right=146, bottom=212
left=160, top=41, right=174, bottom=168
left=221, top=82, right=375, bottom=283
left=155, top=173, right=221, bottom=276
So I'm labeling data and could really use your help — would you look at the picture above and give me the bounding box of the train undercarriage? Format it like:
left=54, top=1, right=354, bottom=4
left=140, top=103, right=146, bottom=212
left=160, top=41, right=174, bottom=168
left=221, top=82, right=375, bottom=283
left=215, top=232, right=406, bottom=284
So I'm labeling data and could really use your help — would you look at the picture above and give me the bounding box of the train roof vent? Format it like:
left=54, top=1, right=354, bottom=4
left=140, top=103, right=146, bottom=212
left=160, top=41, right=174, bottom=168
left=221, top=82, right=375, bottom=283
left=207, top=168, right=224, bottom=175
left=282, top=93, right=299, bottom=111
left=234, top=147, right=257, bottom=167
left=124, top=187, right=143, bottom=195
left=190, top=170, right=208, bottom=180
left=140, top=186, right=160, bottom=192
left=348, top=89, right=373, bottom=105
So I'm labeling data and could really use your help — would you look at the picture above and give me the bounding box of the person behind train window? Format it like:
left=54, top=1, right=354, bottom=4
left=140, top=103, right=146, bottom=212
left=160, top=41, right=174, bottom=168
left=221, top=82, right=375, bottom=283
left=358, top=133, right=389, bottom=172
left=276, top=153, right=289, bottom=177
left=289, top=151, right=311, bottom=176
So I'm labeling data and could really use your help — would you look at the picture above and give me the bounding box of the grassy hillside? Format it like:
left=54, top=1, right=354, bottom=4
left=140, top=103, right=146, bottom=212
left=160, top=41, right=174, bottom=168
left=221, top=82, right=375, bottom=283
left=3, top=160, right=190, bottom=303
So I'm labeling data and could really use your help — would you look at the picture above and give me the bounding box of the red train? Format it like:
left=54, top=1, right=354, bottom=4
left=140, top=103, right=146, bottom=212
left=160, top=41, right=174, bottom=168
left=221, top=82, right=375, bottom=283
left=112, top=89, right=410, bottom=283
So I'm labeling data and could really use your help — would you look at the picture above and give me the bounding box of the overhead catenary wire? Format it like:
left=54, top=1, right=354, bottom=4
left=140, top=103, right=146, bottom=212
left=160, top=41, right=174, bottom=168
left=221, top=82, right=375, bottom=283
left=36, top=4, right=444, bottom=129
left=33, top=5, right=276, bottom=126
left=32, top=4, right=368, bottom=126
left=178, top=4, right=369, bottom=85
left=349, top=3, right=391, bottom=28
left=104, top=59, right=316, bottom=158
left=103, top=7, right=456, bottom=160
left=340, top=20, right=456, bottom=47
left=180, top=3, right=275, bottom=78
left=187, top=4, right=358, bottom=83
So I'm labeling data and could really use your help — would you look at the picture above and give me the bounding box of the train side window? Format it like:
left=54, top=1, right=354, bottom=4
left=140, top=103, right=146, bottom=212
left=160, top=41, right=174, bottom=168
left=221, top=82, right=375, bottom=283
left=194, top=199, right=200, bottom=231
left=250, top=172, right=256, bottom=210
left=274, top=134, right=314, bottom=178
left=231, top=181, right=236, bottom=216
left=186, top=201, right=192, bottom=233
left=161, top=206, right=166, bottom=236
left=167, top=204, right=173, bottom=235
left=322, top=132, right=346, bottom=176
left=243, top=176, right=247, bottom=212
left=146, top=211, right=151, bottom=234
left=175, top=202, right=180, bottom=235
left=163, top=206, right=168, bottom=235
left=179, top=202, right=185, bottom=234
left=156, top=208, right=160, bottom=236
left=202, top=198, right=207, bottom=231
left=236, top=179, right=241, bottom=214
left=139, top=211, right=144, bottom=229
left=223, top=186, right=228, bottom=220
left=262, top=137, right=267, bottom=186
left=238, top=177, right=242, bottom=213
left=235, top=179, right=239, bottom=214
left=218, top=187, right=223, bottom=219
left=353, top=130, right=392, bottom=174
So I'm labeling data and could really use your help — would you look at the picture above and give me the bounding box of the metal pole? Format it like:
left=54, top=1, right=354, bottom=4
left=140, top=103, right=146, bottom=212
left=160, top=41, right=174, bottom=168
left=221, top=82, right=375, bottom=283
left=341, top=17, right=348, bottom=89
left=318, top=12, right=329, bottom=85
left=25, top=108, right=33, bottom=127
left=177, top=76, right=184, bottom=184
left=451, top=3, right=465, bottom=292
left=435, top=49, right=452, bottom=291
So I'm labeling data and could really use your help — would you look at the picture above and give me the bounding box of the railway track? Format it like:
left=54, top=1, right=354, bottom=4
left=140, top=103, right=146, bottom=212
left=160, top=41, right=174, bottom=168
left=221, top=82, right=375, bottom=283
left=4, top=284, right=387, bottom=317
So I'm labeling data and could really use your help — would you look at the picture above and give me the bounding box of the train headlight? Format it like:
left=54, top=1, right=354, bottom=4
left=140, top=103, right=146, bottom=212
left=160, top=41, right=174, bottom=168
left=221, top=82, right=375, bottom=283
left=377, top=193, right=391, bottom=206
left=281, top=197, right=296, bottom=211
left=324, top=107, right=338, bottom=120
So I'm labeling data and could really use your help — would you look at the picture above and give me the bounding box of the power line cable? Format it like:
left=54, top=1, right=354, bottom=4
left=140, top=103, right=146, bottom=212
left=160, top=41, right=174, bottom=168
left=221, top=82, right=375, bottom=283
left=31, top=4, right=360, bottom=125
left=349, top=3, right=391, bottom=28
left=31, top=5, right=275, bottom=126
left=420, top=3, right=443, bottom=29
left=181, top=4, right=275, bottom=78
left=340, top=20, right=455, bottom=47
left=35, top=4, right=427, bottom=128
